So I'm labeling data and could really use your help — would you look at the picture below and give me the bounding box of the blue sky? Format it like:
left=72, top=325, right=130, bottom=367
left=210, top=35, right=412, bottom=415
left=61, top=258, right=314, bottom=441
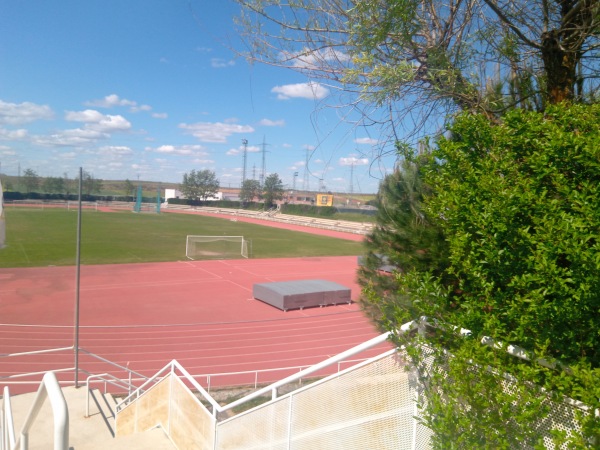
left=0, top=0, right=395, bottom=194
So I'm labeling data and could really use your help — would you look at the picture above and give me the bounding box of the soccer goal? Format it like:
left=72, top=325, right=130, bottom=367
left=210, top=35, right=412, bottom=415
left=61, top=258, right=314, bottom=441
left=186, top=235, right=249, bottom=260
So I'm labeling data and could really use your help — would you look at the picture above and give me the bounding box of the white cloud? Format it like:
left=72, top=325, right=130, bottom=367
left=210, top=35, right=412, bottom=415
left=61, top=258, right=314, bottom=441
left=85, top=94, right=156, bottom=115
left=91, top=115, right=132, bottom=133
left=271, top=82, right=329, bottom=100
left=130, top=104, right=152, bottom=113
left=179, top=121, right=255, bottom=143
left=340, top=156, right=369, bottom=166
left=211, top=58, right=235, bottom=68
left=85, top=94, right=136, bottom=108
left=259, top=118, right=285, bottom=127
left=99, top=145, right=133, bottom=156
left=0, top=128, right=28, bottom=140
left=65, top=109, right=105, bottom=122
left=148, top=144, right=207, bottom=156
left=65, top=110, right=132, bottom=133
left=227, top=143, right=259, bottom=156
left=355, top=137, right=378, bottom=145
left=152, top=112, right=168, bottom=119
left=34, top=128, right=108, bottom=147
left=0, top=100, right=53, bottom=125
left=192, top=158, right=215, bottom=164
left=58, top=152, right=77, bottom=159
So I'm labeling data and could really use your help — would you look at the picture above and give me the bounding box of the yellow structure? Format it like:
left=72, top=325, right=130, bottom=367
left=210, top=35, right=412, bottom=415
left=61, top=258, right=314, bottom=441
left=315, top=194, right=333, bottom=207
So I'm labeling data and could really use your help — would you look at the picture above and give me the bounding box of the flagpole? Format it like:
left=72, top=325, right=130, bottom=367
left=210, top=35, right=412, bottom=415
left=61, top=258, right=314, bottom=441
left=74, top=167, right=82, bottom=388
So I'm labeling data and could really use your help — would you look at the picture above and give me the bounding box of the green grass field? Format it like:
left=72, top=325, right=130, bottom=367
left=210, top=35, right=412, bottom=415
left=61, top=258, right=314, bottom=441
left=0, top=207, right=365, bottom=268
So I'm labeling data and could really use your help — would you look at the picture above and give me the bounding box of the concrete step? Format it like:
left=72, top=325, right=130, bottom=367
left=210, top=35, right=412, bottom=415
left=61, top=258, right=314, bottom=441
left=87, top=388, right=117, bottom=437
left=6, top=385, right=175, bottom=449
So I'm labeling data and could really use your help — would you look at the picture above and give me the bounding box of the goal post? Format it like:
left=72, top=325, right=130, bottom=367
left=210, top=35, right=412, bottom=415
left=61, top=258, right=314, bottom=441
left=186, top=235, right=249, bottom=260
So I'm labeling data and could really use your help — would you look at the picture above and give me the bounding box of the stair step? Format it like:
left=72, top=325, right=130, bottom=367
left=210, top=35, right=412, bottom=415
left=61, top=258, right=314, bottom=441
left=79, top=426, right=176, bottom=450
left=6, top=386, right=176, bottom=449
left=89, top=388, right=116, bottom=422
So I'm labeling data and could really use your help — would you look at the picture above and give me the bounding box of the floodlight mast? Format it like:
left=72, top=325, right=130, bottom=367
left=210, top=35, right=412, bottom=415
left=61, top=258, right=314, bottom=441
left=74, top=167, right=82, bottom=388
left=242, top=139, right=248, bottom=186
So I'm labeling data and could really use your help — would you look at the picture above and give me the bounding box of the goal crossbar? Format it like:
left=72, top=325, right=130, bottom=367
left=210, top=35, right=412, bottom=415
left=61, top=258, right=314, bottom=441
left=186, top=235, right=249, bottom=260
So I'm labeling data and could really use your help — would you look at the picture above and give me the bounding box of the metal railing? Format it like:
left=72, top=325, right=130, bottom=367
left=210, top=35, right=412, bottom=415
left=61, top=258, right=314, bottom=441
left=85, top=373, right=135, bottom=418
left=114, top=327, right=400, bottom=419
left=116, top=359, right=221, bottom=417
left=8, top=372, right=68, bottom=450
left=1, top=387, right=16, bottom=450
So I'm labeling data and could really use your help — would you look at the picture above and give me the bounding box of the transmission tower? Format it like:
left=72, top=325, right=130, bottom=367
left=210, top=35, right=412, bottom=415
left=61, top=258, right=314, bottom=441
left=241, top=139, right=248, bottom=186
left=259, top=136, right=269, bottom=186
left=303, top=148, right=310, bottom=191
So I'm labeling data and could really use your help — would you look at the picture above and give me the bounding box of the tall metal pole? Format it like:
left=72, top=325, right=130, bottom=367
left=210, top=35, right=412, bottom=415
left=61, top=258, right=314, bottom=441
left=260, top=136, right=267, bottom=187
left=74, top=167, right=82, bottom=388
left=242, top=139, right=248, bottom=186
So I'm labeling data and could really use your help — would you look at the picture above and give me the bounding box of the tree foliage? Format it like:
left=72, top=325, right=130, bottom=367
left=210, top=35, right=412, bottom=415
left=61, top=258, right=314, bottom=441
left=239, top=179, right=262, bottom=203
left=358, top=145, right=448, bottom=325
left=262, top=173, right=284, bottom=208
left=42, top=176, right=65, bottom=194
left=82, top=171, right=103, bottom=196
left=22, top=169, right=39, bottom=193
left=234, top=0, right=599, bottom=144
left=63, top=173, right=73, bottom=197
left=180, top=169, right=220, bottom=202
left=123, top=179, right=135, bottom=200
left=364, top=103, right=600, bottom=447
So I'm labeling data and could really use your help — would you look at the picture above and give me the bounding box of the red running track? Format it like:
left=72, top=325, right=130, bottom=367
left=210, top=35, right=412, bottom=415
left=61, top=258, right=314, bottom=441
left=1, top=256, right=391, bottom=394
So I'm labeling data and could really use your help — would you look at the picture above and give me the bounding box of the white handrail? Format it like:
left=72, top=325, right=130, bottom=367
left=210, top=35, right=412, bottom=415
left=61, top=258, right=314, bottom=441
left=2, top=387, right=16, bottom=450
left=219, top=329, right=397, bottom=413
left=114, top=327, right=404, bottom=418
left=0, top=346, right=73, bottom=359
left=85, top=373, right=133, bottom=418
left=12, top=372, right=69, bottom=450
left=115, top=360, right=222, bottom=416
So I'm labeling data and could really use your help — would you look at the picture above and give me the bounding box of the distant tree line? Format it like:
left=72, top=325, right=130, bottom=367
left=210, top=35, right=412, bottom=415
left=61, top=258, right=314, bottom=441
left=3, top=169, right=103, bottom=197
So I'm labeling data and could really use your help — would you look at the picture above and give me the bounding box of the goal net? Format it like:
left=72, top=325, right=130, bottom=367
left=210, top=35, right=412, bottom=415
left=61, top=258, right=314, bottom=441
left=186, top=235, right=249, bottom=260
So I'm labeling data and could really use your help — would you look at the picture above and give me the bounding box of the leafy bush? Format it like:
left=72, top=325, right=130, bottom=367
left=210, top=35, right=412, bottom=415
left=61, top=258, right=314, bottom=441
left=364, top=103, right=600, bottom=447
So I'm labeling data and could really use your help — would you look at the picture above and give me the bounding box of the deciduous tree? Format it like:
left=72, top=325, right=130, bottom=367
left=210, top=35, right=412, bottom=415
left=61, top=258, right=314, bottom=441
left=180, top=169, right=220, bottom=202
left=239, top=179, right=262, bottom=203
left=234, top=0, right=599, bottom=144
left=22, top=169, right=39, bottom=193
left=124, top=179, right=135, bottom=201
left=262, top=173, right=284, bottom=208
left=42, top=176, right=65, bottom=194
left=82, top=171, right=103, bottom=196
